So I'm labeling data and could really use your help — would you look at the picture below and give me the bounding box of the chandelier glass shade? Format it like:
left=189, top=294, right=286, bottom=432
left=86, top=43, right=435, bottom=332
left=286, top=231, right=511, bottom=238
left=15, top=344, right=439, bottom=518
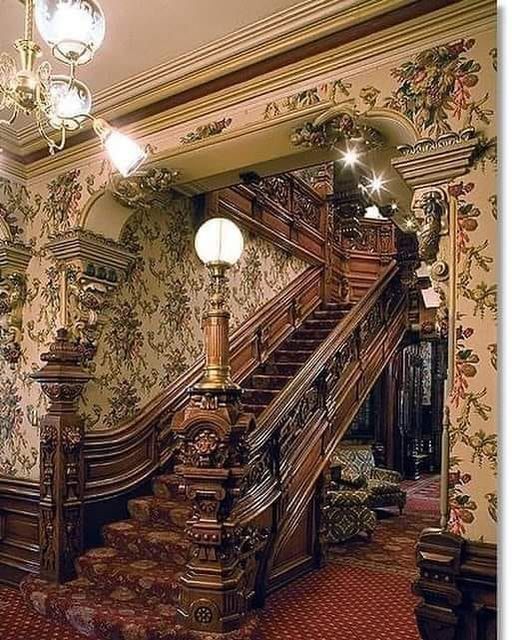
left=35, top=0, right=106, bottom=66
left=0, top=0, right=145, bottom=176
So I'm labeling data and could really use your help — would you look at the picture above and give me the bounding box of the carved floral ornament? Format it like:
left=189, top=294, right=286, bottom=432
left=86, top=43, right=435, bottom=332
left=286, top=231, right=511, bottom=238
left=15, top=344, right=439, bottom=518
left=109, top=166, right=180, bottom=211
left=290, top=110, right=384, bottom=151
left=0, top=241, right=32, bottom=367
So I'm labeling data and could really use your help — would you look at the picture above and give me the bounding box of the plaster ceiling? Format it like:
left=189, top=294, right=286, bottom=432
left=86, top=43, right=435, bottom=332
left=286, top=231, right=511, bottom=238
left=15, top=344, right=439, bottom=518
left=0, top=0, right=304, bottom=132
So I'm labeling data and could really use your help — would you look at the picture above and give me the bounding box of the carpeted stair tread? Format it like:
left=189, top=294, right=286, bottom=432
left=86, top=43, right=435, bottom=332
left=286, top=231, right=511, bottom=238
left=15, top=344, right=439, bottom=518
left=128, top=495, right=192, bottom=528
left=152, top=473, right=186, bottom=501
left=102, top=519, right=190, bottom=564
left=76, top=547, right=182, bottom=604
left=21, top=576, right=185, bottom=640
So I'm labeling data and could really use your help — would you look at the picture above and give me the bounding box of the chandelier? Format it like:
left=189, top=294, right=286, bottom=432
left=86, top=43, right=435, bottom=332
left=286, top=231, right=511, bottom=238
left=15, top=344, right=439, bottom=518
left=0, top=0, right=146, bottom=176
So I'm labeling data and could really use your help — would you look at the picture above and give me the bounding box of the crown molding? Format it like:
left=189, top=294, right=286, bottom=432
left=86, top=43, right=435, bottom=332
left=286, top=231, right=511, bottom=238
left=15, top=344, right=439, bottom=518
left=3, top=0, right=495, bottom=184
left=3, top=0, right=417, bottom=154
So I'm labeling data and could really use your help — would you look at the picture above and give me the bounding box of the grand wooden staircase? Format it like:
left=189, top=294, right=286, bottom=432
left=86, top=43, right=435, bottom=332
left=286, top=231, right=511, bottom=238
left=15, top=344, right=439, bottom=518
left=21, top=256, right=408, bottom=639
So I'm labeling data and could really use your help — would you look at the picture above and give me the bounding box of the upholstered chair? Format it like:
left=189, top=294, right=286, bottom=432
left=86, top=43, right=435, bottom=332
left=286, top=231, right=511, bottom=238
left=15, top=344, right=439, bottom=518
left=330, top=444, right=406, bottom=515
left=323, top=487, right=377, bottom=543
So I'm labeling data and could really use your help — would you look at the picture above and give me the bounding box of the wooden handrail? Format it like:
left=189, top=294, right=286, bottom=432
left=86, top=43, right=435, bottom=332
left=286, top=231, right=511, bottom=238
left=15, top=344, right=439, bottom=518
left=83, top=265, right=323, bottom=499
left=252, top=261, right=399, bottom=448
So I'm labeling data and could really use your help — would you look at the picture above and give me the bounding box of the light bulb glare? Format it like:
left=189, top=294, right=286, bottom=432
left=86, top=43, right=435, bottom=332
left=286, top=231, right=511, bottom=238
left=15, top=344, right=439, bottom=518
left=341, top=147, right=360, bottom=168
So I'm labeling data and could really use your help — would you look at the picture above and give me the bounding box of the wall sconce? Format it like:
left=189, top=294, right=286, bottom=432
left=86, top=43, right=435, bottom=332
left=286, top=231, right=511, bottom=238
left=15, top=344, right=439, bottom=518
left=194, top=217, right=244, bottom=391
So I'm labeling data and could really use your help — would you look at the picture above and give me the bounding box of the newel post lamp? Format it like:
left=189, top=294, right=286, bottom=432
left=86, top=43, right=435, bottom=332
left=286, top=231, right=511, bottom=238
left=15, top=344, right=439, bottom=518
left=171, top=217, right=263, bottom=635
left=194, top=217, right=244, bottom=391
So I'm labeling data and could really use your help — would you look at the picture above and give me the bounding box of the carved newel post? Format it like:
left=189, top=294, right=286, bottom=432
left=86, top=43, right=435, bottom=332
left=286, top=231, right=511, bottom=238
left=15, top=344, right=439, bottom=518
left=172, top=218, right=257, bottom=634
left=32, top=327, right=91, bottom=583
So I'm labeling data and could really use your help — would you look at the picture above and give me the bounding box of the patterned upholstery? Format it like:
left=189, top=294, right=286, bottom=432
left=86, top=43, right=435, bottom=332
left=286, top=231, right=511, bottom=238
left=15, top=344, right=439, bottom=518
left=331, top=445, right=406, bottom=514
left=323, top=488, right=377, bottom=543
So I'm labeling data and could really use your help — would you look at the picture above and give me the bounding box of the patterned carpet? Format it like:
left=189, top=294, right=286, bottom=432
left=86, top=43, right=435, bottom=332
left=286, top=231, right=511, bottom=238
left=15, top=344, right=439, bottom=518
left=0, top=477, right=437, bottom=640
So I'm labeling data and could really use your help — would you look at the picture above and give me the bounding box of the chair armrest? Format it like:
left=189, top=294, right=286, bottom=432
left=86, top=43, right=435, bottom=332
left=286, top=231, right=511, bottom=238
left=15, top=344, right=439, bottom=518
left=371, top=467, right=402, bottom=483
left=326, top=489, right=369, bottom=508
left=338, top=471, right=368, bottom=489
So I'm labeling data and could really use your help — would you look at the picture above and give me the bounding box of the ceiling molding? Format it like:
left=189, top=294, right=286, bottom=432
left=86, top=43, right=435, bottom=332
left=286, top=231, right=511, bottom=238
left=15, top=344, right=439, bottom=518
left=4, top=0, right=415, bottom=152
left=0, top=0, right=495, bottom=184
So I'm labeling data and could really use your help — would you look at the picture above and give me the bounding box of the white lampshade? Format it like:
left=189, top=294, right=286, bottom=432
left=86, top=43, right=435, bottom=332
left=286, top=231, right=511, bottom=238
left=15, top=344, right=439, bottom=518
left=195, top=218, right=244, bottom=266
left=48, top=76, right=91, bottom=130
left=364, top=205, right=386, bottom=220
left=103, top=129, right=146, bottom=177
left=35, top=0, right=106, bottom=65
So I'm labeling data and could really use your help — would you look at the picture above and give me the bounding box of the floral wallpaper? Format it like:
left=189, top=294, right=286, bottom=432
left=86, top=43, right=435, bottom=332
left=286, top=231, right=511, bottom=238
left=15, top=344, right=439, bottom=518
left=0, top=170, right=307, bottom=478
left=0, top=24, right=497, bottom=544
left=82, top=203, right=306, bottom=429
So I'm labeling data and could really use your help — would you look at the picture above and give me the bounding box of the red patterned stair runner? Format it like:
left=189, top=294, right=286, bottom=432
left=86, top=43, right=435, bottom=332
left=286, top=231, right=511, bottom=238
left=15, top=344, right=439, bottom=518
left=21, top=303, right=350, bottom=640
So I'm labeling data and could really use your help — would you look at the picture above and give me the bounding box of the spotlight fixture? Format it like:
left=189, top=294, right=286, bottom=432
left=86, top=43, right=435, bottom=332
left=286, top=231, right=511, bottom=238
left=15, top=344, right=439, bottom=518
left=0, top=0, right=145, bottom=176
left=340, top=147, right=360, bottom=168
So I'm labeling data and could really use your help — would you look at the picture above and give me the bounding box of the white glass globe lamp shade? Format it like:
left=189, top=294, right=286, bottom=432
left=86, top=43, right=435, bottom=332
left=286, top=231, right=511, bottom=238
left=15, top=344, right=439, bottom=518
left=35, top=0, right=106, bottom=65
left=92, top=118, right=146, bottom=177
left=48, top=76, right=91, bottom=130
left=195, top=218, right=244, bottom=267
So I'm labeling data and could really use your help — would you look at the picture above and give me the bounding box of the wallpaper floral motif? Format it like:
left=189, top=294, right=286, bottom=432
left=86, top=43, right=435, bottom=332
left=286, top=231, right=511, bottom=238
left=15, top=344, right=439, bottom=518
left=0, top=26, right=498, bottom=545
left=83, top=203, right=306, bottom=429
left=0, top=171, right=307, bottom=477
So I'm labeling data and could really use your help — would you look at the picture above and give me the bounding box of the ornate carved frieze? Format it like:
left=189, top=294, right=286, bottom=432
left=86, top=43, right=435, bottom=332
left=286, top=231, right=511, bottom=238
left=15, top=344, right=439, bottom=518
left=0, top=241, right=31, bottom=366
left=109, top=167, right=180, bottom=211
left=32, top=328, right=91, bottom=583
left=46, top=229, right=134, bottom=362
left=290, top=111, right=384, bottom=151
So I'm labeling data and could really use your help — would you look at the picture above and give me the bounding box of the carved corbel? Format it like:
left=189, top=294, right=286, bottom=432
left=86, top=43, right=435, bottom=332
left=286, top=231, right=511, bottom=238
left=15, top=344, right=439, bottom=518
left=109, top=166, right=180, bottom=211
left=0, top=242, right=32, bottom=367
left=46, top=229, right=134, bottom=362
left=412, top=187, right=449, bottom=265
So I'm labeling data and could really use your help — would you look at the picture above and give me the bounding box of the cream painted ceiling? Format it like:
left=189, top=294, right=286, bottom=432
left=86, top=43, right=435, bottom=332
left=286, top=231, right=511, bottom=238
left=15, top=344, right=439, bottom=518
left=0, top=0, right=304, bottom=132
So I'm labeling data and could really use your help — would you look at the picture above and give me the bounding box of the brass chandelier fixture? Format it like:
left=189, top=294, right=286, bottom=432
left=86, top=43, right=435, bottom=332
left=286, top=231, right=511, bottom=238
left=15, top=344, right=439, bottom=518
left=0, top=0, right=146, bottom=176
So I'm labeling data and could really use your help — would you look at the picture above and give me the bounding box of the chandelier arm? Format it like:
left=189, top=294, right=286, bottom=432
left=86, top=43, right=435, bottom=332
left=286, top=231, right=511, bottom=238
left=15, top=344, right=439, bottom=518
left=36, top=111, right=67, bottom=154
left=0, top=102, right=18, bottom=126
left=24, top=0, right=35, bottom=42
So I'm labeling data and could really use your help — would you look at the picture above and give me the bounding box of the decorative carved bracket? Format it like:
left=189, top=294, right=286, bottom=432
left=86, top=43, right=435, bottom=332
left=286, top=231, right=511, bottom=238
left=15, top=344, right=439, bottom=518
left=392, top=128, right=479, bottom=187
left=0, top=241, right=32, bottom=367
left=46, top=229, right=134, bottom=362
left=109, top=167, right=180, bottom=211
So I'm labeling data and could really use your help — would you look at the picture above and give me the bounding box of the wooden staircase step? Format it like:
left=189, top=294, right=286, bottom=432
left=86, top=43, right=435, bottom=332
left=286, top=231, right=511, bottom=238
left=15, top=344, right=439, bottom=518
left=76, top=547, right=182, bottom=604
left=102, top=520, right=190, bottom=565
left=284, top=338, right=321, bottom=350
left=271, top=349, right=312, bottom=363
left=249, top=374, right=291, bottom=390
left=128, top=496, right=192, bottom=529
left=242, top=388, right=280, bottom=405
left=261, top=362, right=303, bottom=376
left=21, top=576, right=183, bottom=640
left=243, top=403, right=267, bottom=416
left=152, top=474, right=186, bottom=501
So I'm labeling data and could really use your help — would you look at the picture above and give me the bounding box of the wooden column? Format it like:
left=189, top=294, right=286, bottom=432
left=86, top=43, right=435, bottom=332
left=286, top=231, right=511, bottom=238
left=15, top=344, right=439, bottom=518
left=32, top=328, right=91, bottom=583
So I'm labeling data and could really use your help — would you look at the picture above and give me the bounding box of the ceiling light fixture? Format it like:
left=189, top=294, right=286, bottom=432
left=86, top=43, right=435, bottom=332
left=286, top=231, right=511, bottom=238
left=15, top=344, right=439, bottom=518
left=0, top=0, right=145, bottom=176
left=340, top=146, right=360, bottom=168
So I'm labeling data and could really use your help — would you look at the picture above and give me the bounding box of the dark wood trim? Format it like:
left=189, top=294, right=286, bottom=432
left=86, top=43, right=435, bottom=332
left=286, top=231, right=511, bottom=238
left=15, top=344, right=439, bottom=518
left=415, top=529, right=497, bottom=640
left=15, top=0, right=462, bottom=166
left=0, top=478, right=39, bottom=586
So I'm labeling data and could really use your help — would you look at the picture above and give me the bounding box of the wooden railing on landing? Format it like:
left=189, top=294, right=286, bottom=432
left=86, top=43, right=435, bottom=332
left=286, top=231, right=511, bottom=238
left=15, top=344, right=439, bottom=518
left=235, top=261, right=408, bottom=592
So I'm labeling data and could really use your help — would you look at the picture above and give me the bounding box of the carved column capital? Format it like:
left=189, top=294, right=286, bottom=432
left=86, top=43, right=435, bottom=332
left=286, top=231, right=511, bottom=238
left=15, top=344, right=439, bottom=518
left=46, top=229, right=134, bottom=362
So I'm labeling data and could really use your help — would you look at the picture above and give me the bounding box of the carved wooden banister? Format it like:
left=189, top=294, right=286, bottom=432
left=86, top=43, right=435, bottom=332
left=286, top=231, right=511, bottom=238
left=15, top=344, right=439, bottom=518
left=234, top=262, right=408, bottom=592
left=81, top=265, right=323, bottom=502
